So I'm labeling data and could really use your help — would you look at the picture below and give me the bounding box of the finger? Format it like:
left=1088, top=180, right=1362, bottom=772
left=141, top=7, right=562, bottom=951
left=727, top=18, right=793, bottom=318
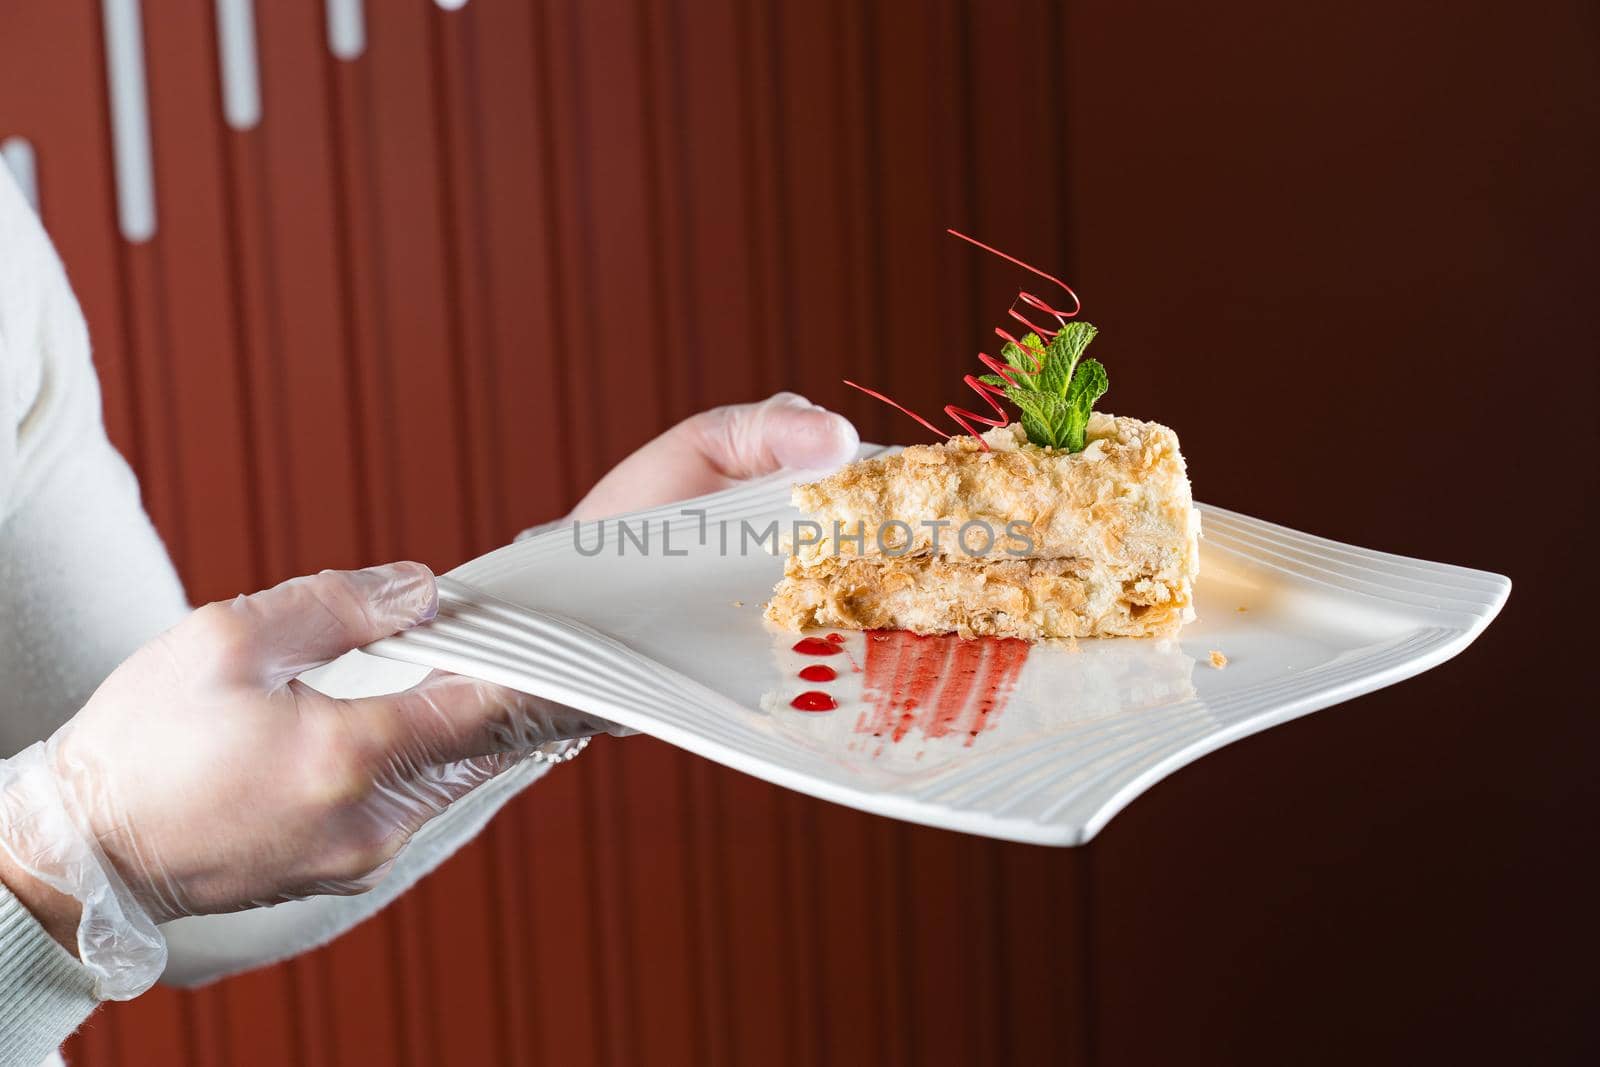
left=341, top=670, right=612, bottom=769
left=215, top=563, right=438, bottom=686
left=388, top=751, right=528, bottom=827
left=691, top=392, right=860, bottom=479
left=568, top=393, right=859, bottom=520
left=322, top=750, right=528, bottom=897
left=293, top=747, right=529, bottom=902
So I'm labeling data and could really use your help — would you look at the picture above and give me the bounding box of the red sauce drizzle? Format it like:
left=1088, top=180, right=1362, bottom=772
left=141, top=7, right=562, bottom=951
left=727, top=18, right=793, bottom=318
left=798, top=664, right=837, bottom=683
left=790, top=691, right=838, bottom=712
left=792, top=637, right=844, bottom=656
left=844, top=230, right=1082, bottom=451
left=857, top=631, right=1030, bottom=746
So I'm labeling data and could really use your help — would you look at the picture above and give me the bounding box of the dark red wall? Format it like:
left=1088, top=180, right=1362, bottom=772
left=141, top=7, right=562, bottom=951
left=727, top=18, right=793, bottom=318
left=2, top=1, right=1595, bottom=1064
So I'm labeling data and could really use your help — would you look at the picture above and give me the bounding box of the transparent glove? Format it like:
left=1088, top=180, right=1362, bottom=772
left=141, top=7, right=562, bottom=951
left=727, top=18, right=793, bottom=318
left=565, top=391, right=860, bottom=522
left=0, top=563, right=611, bottom=1000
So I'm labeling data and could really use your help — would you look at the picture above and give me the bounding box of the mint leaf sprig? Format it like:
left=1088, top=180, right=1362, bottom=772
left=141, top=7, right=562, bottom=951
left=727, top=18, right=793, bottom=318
left=977, top=321, right=1108, bottom=451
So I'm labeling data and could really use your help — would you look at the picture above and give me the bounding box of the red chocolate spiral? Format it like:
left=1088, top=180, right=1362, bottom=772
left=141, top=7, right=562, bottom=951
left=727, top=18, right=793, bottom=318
left=845, top=229, right=1082, bottom=451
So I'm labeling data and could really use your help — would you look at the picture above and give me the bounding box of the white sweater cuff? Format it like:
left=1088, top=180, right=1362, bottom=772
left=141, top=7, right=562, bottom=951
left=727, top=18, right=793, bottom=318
left=0, top=882, right=99, bottom=1066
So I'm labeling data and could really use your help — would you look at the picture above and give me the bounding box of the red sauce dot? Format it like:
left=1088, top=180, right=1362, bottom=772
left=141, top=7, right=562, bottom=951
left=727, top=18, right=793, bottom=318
left=824, top=632, right=846, bottom=644
left=792, top=637, right=844, bottom=656
left=798, top=664, right=837, bottom=683
left=790, top=691, right=838, bottom=712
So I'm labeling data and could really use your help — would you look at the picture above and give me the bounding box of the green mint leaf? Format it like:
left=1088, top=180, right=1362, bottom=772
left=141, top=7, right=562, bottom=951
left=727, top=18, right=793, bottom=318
left=1005, top=387, right=1071, bottom=449
left=1019, top=409, right=1052, bottom=445
left=986, top=320, right=1106, bottom=452
left=1059, top=357, right=1108, bottom=452
left=1037, top=322, right=1098, bottom=396
left=999, top=332, right=1047, bottom=388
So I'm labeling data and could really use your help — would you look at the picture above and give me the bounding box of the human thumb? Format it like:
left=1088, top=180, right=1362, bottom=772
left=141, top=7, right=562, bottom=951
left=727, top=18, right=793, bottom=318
left=210, top=563, right=439, bottom=687
left=695, top=392, right=859, bottom=480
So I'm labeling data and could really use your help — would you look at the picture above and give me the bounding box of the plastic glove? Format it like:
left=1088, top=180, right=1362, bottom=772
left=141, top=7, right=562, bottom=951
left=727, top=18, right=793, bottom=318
left=0, top=562, right=610, bottom=1000
left=566, top=391, right=859, bottom=521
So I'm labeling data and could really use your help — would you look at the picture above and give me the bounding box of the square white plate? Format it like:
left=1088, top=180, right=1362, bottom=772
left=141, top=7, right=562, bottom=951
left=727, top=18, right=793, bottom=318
left=363, top=448, right=1509, bottom=846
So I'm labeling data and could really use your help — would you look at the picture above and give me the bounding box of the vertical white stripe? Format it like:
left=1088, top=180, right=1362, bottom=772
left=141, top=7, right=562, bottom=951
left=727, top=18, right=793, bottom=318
left=101, top=0, right=157, bottom=242
left=326, top=0, right=365, bottom=59
left=215, top=0, right=262, bottom=130
left=0, top=137, right=40, bottom=214
left=434, top=0, right=470, bottom=11
left=329, top=0, right=369, bottom=59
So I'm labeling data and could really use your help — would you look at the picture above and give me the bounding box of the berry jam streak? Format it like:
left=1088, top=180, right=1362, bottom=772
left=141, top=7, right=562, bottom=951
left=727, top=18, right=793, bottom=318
left=857, top=631, right=1029, bottom=747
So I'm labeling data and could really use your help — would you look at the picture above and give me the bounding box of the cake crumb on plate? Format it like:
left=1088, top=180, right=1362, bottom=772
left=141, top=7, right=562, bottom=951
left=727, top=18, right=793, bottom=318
left=1208, top=650, right=1229, bottom=669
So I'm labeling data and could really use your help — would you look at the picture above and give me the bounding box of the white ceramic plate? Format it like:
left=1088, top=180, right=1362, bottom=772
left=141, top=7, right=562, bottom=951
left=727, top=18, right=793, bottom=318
left=362, top=447, right=1509, bottom=846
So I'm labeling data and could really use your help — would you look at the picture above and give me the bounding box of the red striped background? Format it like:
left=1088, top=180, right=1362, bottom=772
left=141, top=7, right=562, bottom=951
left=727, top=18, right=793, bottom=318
left=2, top=1, right=1595, bottom=1064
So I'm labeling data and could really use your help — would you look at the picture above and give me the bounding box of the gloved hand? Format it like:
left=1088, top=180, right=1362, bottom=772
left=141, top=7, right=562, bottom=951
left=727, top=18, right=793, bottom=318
left=566, top=391, right=859, bottom=521
left=0, top=563, right=610, bottom=1000
left=505, top=391, right=858, bottom=739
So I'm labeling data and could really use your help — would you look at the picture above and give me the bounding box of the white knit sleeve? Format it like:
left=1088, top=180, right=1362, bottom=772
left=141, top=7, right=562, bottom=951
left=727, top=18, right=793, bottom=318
left=0, top=883, right=99, bottom=1066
